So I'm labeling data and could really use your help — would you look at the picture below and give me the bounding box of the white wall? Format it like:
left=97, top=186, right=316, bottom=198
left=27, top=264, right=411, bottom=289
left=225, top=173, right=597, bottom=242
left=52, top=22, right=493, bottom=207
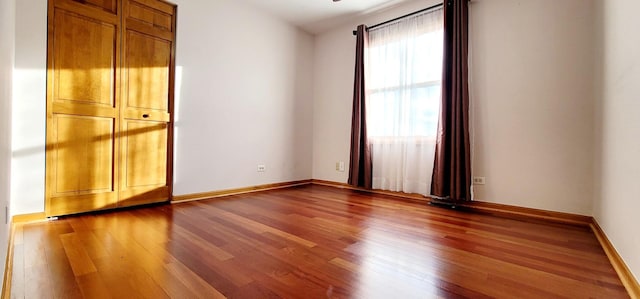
left=171, top=0, right=314, bottom=195
left=594, top=0, right=640, bottom=283
left=469, top=0, right=596, bottom=215
left=12, top=0, right=47, bottom=215
left=312, top=0, right=596, bottom=215
left=1, top=0, right=16, bottom=288
left=312, top=0, right=440, bottom=183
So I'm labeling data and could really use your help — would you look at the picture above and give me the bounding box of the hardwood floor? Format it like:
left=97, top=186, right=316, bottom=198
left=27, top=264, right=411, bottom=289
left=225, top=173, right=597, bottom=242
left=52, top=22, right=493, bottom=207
left=8, top=185, right=629, bottom=298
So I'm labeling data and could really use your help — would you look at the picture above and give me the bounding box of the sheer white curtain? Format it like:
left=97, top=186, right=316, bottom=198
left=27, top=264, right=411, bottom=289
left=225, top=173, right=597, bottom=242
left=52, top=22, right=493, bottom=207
left=366, top=8, right=443, bottom=196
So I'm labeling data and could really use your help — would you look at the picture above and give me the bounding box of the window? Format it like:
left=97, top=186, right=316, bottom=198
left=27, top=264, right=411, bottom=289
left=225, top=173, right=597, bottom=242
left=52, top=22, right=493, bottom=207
left=365, top=8, right=443, bottom=196
left=366, top=11, right=443, bottom=139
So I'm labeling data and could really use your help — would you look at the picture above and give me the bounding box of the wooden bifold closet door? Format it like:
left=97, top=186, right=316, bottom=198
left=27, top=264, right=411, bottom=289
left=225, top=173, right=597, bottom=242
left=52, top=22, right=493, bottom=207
left=45, top=0, right=176, bottom=216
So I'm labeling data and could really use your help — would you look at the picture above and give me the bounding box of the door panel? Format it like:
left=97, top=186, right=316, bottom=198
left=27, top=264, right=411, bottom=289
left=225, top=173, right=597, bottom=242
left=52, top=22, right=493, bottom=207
left=118, top=0, right=175, bottom=206
left=46, top=1, right=120, bottom=216
left=47, top=115, right=118, bottom=216
left=52, top=115, right=114, bottom=195
left=128, top=1, right=172, bottom=31
left=54, top=11, right=115, bottom=107
left=119, top=120, right=169, bottom=206
left=124, top=121, right=167, bottom=187
left=70, top=0, right=117, bottom=14
left=125, top=31, right=171, bottom=112
left=46, top=117, right=119, bottom=217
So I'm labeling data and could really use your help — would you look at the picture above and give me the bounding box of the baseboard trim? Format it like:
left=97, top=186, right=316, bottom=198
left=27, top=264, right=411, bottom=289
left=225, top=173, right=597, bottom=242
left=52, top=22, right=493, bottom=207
left=311, top=179, right=591, bottom=226
left=11, top=212, right=46, bottom=223
left=310, top=179, right=428, bottom=201
left=453, top=201, right=592, bottom=226
left=171, top=180, right=313, bottom=203
left=2, top=224, right=15, bottom=299
left=591, top=219, right=640, bottom=299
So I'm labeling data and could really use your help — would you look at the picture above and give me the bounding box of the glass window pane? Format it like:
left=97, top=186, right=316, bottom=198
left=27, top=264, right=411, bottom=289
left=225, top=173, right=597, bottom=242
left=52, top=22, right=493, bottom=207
left=366, top=20, right=443, bottom=138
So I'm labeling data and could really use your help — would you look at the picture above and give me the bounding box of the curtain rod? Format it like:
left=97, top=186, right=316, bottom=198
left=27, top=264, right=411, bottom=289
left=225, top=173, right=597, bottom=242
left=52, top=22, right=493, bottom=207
left=352, top=2, right=444, bottom=36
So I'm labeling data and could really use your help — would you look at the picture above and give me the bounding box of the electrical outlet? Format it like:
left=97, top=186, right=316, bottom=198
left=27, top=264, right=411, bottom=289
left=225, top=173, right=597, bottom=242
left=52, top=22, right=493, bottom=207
left=339, top=161, right=345, bottom=172
left=473, top=177, right=486, bottom=185
left=257, top=164, right=266, bottom=172
left=335, top=162, right=340, bottom=171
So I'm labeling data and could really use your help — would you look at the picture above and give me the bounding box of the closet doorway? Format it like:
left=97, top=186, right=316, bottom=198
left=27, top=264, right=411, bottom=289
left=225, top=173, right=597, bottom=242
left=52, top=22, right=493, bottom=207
left=45, top=0, right=177, bottom=216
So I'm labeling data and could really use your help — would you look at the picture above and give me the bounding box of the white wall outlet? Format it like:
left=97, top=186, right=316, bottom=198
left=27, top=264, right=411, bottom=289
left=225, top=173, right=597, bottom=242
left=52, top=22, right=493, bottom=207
left=339, top=161, right=345, bottom=172
left=473, top=177, right=486, bottom=185
left=335, top=162, right=340, bottom=171
left=257, top=164, right=266, bottom=172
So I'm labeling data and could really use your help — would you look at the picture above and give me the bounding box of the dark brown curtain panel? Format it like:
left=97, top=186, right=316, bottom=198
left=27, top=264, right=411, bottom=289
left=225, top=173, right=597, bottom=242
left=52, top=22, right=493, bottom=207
left=348, top=25, right=372, bottom=189
left=431, top=0, right=471, bottom=201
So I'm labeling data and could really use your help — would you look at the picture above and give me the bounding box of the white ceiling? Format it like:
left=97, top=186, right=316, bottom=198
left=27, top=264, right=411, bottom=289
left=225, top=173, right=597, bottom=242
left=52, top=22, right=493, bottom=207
left=238, top=0, right=414, bottom=34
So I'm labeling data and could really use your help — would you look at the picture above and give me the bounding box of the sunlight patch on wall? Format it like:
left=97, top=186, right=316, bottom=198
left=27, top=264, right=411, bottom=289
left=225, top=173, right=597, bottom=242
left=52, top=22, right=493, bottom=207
left=11, top=68, right=46, bottom=215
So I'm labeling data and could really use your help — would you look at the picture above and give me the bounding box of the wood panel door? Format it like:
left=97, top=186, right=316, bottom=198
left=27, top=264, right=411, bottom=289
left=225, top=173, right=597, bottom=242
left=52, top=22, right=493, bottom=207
left=118, top=0, right=175, bottom=207
left=46, top=0, right=122, bottom=216
left=45, top=0, right=176, bottom=216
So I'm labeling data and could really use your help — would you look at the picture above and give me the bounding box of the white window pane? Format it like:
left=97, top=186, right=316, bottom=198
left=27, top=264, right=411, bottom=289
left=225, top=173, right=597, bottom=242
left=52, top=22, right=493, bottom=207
left=366, top=11, right=443, bottom=138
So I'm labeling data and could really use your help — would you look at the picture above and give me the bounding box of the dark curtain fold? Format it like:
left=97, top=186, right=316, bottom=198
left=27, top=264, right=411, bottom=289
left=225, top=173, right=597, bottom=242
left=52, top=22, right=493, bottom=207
left=431, top=0, right=471, bottom=201
left=348, top=25, right=372, bottom=189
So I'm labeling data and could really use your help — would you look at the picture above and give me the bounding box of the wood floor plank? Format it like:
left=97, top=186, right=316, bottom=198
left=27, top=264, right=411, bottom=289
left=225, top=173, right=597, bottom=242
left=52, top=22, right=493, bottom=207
left=8, top=185, right=630, bottom=298
left=44, top=245, right=83, bottom=299
left=75, top=272, right=111, bottom=299
left=163, top=261, right=227, bottom=299
left=59, top=233, right=98, bottom=276
left=90, top=257, right=147, bottom=299
left=23, top=264, right=53, bottom=299
left=202, top=203, right=318, bottom=248
left=166, top=238, right=252, bottom=288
